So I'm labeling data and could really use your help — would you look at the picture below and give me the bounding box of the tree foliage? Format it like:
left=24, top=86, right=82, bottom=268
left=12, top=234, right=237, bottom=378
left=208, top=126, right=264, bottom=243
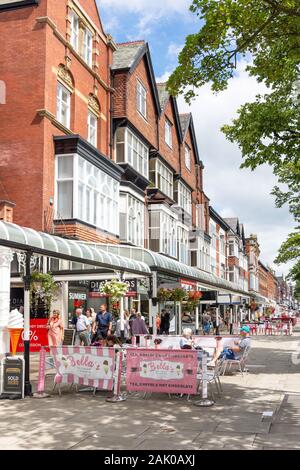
left=168, top=0, right=300, bottom=278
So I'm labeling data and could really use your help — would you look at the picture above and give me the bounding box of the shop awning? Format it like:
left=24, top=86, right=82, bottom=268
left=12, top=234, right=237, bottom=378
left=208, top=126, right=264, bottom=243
left=0, top=221, right=151, bottom=277
left=84, top=243, right=250, bottom=297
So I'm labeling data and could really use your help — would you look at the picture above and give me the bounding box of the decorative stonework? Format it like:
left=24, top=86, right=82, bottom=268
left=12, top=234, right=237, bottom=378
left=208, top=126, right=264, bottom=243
left=57, top=65, right=74, bottom=90
left=0, top=250, right=13, bottom=268
left=88, top=94, right=100, bottom=116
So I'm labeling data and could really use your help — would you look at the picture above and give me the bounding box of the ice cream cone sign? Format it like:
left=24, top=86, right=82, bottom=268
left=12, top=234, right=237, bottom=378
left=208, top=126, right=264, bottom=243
left=9, top=328, right=23, bottom=356
left=8, top=309, right=24, bottom=356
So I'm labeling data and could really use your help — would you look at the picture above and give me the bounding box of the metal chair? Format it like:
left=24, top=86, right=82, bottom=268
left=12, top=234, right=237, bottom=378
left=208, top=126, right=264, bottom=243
left=222, top=346, right=251, bottom=376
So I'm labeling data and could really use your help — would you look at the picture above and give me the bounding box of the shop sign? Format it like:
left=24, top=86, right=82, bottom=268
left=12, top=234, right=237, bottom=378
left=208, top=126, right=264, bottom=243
left=88, top=279, right=137, bottom=298
left=69, top=292, right=87, bottom=301
left=180, top=279, right=197, bottom=290
left=10, top=288, right=24, bottom=311
left=0, top=0, right=39, bottom=11
left=126, top=349, right=198, bottom=395
left=14, top=319, right=48, bottom=353
left=200, top=291, right=218, bottom=302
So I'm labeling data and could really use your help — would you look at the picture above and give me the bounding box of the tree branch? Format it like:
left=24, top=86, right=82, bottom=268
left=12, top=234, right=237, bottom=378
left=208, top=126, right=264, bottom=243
left=263, top=0, right=300, bottom=17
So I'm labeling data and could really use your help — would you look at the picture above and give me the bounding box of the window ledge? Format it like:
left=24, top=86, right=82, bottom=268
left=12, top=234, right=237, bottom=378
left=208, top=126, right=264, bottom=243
left=37, top=109, right=73, bottom=135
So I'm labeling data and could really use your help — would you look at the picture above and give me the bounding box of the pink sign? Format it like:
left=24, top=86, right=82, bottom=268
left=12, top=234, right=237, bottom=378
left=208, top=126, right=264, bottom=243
left=126, top=348, right=198, bottom=395
left=51, top=346, right=115, bottom=390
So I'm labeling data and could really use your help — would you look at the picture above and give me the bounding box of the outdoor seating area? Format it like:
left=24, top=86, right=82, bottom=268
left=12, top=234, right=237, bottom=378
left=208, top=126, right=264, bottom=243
left=241, top=320, right=293, bottom=336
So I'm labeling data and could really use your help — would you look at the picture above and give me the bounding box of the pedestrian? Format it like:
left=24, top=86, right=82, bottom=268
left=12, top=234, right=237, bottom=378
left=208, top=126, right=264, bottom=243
left=93, top=304, right=112, bottom=340
left=85, top=308, right=94, bottom=342
left=160, top=309, right=170, bottom=335
left=115, top=310, right=131, bottom=342
left=47, top=310, right=64, bottom=346
left=202, top=312, right=212, bottom=335
left=156, top=313, right=161, bottom=333
left=74, top=308, right=91, bottom=346
left=131, top=312, right=149, bottom=337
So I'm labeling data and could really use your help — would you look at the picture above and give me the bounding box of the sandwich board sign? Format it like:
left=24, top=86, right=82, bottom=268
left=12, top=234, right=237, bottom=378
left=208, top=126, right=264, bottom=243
left=0, top=356, right=25, bottom=398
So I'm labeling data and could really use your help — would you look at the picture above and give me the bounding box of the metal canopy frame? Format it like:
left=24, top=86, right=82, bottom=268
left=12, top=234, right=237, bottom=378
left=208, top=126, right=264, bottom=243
left=0, top=221, right=151, bottom=277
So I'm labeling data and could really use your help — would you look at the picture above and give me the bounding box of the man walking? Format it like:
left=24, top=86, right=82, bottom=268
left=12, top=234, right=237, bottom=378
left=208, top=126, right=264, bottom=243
left=75, top=308, right=91, bottom=346
left=94, top=304, right=112, bottom=340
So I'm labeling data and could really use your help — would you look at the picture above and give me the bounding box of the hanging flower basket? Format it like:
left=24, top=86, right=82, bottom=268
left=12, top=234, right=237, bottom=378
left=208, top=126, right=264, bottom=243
left=29, top=272, right=60, bottom=315
left=157, top=288, right=172, bottom=302
left=188, top=290, right=203, bottom=301
left=99, top=278, right=128, bottom=301
left=169, top=288, right=188, bottom=302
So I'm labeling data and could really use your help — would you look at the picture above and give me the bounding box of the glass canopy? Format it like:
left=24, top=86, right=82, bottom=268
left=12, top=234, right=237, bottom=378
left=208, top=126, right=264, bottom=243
left=0, top=221, right=151, bottom=276
left=84, top=243, right=250, bottom=296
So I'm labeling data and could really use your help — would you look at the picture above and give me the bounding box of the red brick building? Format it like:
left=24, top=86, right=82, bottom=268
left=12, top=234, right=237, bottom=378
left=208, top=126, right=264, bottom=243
left=0, top=0, right=121, bottom=243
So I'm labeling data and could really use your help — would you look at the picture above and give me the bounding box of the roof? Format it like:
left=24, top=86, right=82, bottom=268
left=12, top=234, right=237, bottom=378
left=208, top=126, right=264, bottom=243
left=179, top=114, right=190, bottom=136
left=156, top=83, right=183, bottom=144
left=224, top=217, right=239, bottom=234
left=209, top=207, right=231, bottom=231
left=112, top=41, right=161, bottom=116
left=112, top=41, right=145, bottom=70
left=0, top=221, right=151, bottom=277
left=179, top=113, right=202, bottom=167
left=156, top=83, right=170, bottom=110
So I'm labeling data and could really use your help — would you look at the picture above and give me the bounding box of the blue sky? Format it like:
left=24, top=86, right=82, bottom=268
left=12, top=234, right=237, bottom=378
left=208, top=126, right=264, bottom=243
left=97, top=0, right=295, bottom=276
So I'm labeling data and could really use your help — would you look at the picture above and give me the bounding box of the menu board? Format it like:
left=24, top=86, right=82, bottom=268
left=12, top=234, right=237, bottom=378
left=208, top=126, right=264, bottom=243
left=0, top=0, right=39, bottom=11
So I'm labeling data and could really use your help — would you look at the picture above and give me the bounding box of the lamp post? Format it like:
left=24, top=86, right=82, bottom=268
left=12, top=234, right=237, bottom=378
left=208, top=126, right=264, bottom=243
left=23, top=251, right=32, bottom=396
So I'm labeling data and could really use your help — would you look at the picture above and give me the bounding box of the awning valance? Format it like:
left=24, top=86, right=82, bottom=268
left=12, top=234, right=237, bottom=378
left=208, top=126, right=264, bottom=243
left=0, top=221, right=151, bottom=277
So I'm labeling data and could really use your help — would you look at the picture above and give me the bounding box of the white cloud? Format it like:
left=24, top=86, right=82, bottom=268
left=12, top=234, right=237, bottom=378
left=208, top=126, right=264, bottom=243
left=98, top=0, right=192, bottom=36
left=176, top=61, right=295, bottom=275
left=168, top=42, right=184, bottom=58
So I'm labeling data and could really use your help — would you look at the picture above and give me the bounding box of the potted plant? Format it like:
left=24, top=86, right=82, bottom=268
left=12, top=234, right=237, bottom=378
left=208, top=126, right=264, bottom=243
left=169, top=288, right=188, bottom=302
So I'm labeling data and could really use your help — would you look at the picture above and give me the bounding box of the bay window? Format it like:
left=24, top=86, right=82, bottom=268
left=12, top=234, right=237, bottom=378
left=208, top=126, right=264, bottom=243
left=149, top=207, right=177, bottom=258
left=88, top=111, right=97, bottom=147
left=116, top=127, right=149, bottom=178
left=178, top=225, right=189, bottom=264
left=149, top=159, right=173, bottom=199
left=55, top=155, right=119, bottom=235
left=57, top=82, right=71, bottom=129
left=120, top=193, right=145, bottom=247
left=175, top=181, right=192, bottom=215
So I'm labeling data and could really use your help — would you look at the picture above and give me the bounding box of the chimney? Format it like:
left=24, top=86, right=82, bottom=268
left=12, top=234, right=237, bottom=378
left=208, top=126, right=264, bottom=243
left=0, top=200, right=15, bottom=223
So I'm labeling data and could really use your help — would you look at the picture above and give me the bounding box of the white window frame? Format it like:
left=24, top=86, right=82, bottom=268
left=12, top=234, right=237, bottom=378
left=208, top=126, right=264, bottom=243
left=185, top=144, right=191, bottom=171
left=83, top=28, right=93, bottom=67
left=177, top=181, right=192, bottom=215
left=137, top=80, right=147, bottom=118
left=150, top=159, right=173, bottom=199
left=178, top=225, right=189, bottom=264
left=165, top=118, right=172, bottom=148
left=88, top=111, right=97, bottom=147
left=70, top=11, right=79, bottom=52
left=55, top=154, right=119, bottom=235
left=116, top=127, right=149, bottom=178
left=57, top=82, right=71, bottom=129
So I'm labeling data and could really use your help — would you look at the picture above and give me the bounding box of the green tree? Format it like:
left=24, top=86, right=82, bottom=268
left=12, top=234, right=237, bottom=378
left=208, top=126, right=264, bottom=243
left=168, top=0, right=300, bottom=277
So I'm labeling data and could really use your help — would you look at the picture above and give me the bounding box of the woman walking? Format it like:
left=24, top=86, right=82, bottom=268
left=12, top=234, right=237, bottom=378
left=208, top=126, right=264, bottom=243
left=47, top=310, right=64, bottom=346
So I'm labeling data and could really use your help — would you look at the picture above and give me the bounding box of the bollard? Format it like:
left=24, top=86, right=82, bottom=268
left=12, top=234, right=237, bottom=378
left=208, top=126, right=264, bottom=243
left=194, top=351, right=214, bottom=407
left=106, top=349, right=126, bottom=403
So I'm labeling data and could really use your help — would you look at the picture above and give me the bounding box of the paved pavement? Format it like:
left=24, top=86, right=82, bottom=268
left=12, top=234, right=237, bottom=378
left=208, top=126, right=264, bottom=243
left=1, top=329, right=300, bottom=450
